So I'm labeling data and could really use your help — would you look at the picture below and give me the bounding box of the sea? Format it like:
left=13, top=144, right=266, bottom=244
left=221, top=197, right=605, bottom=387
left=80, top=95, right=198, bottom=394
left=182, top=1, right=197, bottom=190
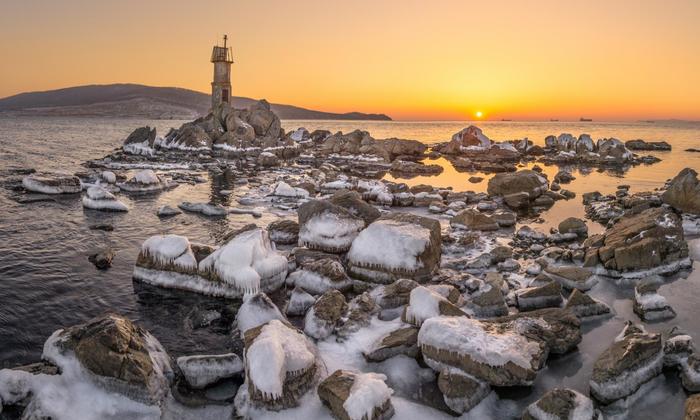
left=1, top=116, right=700, bottom=418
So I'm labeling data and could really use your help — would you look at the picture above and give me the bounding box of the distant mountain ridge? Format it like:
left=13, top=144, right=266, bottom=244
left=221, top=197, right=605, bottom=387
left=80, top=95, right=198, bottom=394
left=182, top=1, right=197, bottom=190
left=0, top=84, right=392, bottom=121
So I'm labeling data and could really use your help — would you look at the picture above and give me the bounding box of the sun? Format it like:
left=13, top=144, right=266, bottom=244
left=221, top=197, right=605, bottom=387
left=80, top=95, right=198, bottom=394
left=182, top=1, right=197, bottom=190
left=475, top=111, right=483, bottom=119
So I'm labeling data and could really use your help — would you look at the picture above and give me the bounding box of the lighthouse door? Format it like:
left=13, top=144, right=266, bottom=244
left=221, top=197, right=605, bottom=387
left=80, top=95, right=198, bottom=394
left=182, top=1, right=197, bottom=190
left=222, top=89, right=229, bottom=103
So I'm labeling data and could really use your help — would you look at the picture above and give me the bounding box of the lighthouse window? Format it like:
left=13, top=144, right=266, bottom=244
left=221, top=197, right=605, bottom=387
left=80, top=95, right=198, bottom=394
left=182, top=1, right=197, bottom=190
left=222, top=89, right=229, bottom=102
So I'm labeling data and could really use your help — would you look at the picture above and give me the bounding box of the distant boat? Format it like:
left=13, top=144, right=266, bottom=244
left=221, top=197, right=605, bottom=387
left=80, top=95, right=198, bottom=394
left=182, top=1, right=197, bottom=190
left=580, top=117, right=593, bottom=122
left=501, top=119, right=512, bottom=121
left=550, top=119, right=559, bottom=122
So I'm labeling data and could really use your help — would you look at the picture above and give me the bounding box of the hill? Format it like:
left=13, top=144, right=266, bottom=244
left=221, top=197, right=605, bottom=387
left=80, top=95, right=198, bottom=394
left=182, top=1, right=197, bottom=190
left=0, top=84, right=392, bottom=120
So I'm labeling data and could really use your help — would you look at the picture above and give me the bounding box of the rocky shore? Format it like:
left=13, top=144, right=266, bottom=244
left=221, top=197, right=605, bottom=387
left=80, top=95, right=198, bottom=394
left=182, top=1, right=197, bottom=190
left=2, top=100, right=700, bottom=419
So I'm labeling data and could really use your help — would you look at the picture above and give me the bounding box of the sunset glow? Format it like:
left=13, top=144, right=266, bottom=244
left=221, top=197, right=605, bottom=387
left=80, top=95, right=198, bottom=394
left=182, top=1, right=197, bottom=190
left=1, top=0, right=699, bottom=121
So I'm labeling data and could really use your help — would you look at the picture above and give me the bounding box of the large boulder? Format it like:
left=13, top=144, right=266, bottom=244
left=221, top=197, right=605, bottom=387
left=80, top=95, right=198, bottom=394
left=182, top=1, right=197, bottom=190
left=450, top=209, right=499, bottom=231
left=245, top=99, right=283, bottom=140
left=402, top=286, right=467, bottom=327
left=589, top=324, right=663, bottom=405
left=347, top=212, right=442, bottom=284
left=317, top=370, right=394, bottom=420
left=288, top=257, right=352, bottom=295
left=487, top=170, right=548, bottom=199
left=123, top=126, right=156, bottom=147
left=243, top=320, right=320, bottom=409
left=522, top=388, right=600, bottom=420
left=376, top=137, right=427, bottom=161
left=48, top=314, right=172, bottom=405
left=329, top=190, right=381, bottom=226
left=437, top=370, right=490, bottom=414
left=625, top=139, right=671, bottom=151
left=298, top=200, right=365, bottom=253
left=163, top=123, right=212, bottom=150
left=118, top=169, right=171, bottom=193
left=662, top=168, right=700, bottom=214
left=444, top=126, right=492, bottom=154
left=596, top=138, right=633, bottom=164
left=592, top=207, right=689, bottom=275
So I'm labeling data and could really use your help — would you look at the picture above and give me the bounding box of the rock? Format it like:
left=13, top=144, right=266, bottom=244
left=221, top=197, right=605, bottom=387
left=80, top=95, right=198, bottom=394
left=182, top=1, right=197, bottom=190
left=450, top=209, right=499, bottom=231
left=625, top=139, right=671, bottom=151
left=522, top=388, right=600, bottom=420
left=124, top=126, right=156, bottom=147
left=370, top=278, right=420, bottom=309
left=157, top=205, right=182, bottom=217
left=664, top=327, right=694, bottom=368
left=88, top=249, right=115, bottom=269
left=390, top=160, right=442, bottom=175
left=329, top=190, right=381, bottom=226
left=317, top=370, right=394, bottom=420
left=118, top=170, right=171, bottom=193
left=554, top=170, right=575, bottom=184
left=589, top=324, right=663, bottom=405
left=686, top=394, right=700, bottom=420
left=304, top=290, right=348, bottom=339
left=504, top=192, right=531, bottom=209
left=22, top=173, right=81, bottom=194
left=558, top=217, right=587, bottom=237
left=544, top=265, right=597, bottom=291
left=596, top=138, right=633, bottom=164
left=243, top=320, right=319, bottom=409
left=298, top=200, right=365, bottom=253
left=564, top=289, right=611, bottom=318
left=178, top=201, right=228, bottom=217
left=377, top=137, right=427, bottom=161
left=347, top=212, right=442, bottom=284
left=493, top=210, right=517, bottom=227
left=267, top=219, right=299, bottom=245
left=418, top=316, right=547, bottom=386
left=465, top=283, right=508, bottom=318
left=682, top=354, right=700, bottom=392
left=632, top=278, right=676, bottom=321
left=487, top=170, right=548, bottom=199
left=50, top=314, right=172, bottom=404
left=363, top=327, right=419, bottom=362
left=257, top=152, right=279, bottom=167
left=286, top=287, right=316, bottom=316
left=336, top=293, right=379, bottom=339
left=176, top=353, right=243, bottom=389
left=597, top=207, right=689, bottom=274
left=516, top=281, right=563, bottom=311
left=288, top=257, right=352, bottom=295
left=468, top=176, right=484, bottom=183
left=402, top=286, right=467, bottom=327
left=487, top=308, right=582, bottom=355
left=82, top=185, right=128, bottom=212
left=437, top=370, right=491, bottom=414
left=444, top=126, right=492, bottom=154
left=164, top=123, right=212, bottom=150
left=236, top=292, right=287, bottom=335
left=246, top=99, right=283, bottom=140
left=662, top=168, right=700, bottom=214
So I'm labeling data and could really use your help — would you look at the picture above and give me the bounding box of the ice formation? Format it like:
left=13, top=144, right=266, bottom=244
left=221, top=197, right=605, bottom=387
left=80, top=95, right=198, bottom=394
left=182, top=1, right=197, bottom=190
left=176, top=353, right=243, bottom=389
left=82, top=185, right=128, bottom=212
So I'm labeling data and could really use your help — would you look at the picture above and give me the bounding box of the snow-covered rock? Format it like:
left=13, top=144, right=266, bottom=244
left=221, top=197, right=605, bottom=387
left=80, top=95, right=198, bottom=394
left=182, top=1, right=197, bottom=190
left=287, top=258, right=352, bottom=295
left=118, top=170, right=171, bottom=193
left=522, top=388, right=601, bottom=420
left=157, top=205, right=182, bottom=217
left=304, top=290, right=347, bottom=339
left=544, top=265, right=597, bottom=291
left=437, top=370, right=491, bottom=415
left=236, top=293, right=287, bottom=336
left=271, top=181, right=309, bottom=199
left=267, top=219, right=299, bottom=245
left=317, top=370, right=394, bottom=420
left=22, top=173, right=81, bottom=194
left=564, top=289, right=611, bottom=318
left=285, top=287, right=316, bottom=316
left=402, top=286, right=467, bottom=327
left=363, top=326, right=419, bottom=362
left=82, top=185, right=128, bottom=212
left=178, top=201, right=228, bottom=217
left=632, top=279, right=676, bottom=321
left=347, top=213, right=441, bottom=284
left=297, top=200, right=365, bottom=253
left=515, top=281, right=563, bottom=311
left=176, top=353, right=243, bottom=389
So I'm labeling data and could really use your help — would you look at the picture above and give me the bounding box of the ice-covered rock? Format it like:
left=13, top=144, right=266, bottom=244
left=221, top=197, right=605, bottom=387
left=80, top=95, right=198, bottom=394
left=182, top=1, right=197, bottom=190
left=369, top=278, right=420, bottom=309
left=134, top=229, right=288, bottom=298
left=564, top=289, right=611, bottom=318
left=633, top=279, right=676, bottom=321
left=157, top=205, right=182, bottom=217
left=236, top=292, right=287, bottom=335
left=287, top=258, right=352, bottom=294
left=437, top=370, right=491, bottom=415
left=589, top=323, right=663, bottom=405
left=363, top=326, right=419, bottom=362
left=267, top=219, right=299, bottom=245
left=101, top=170, right=117, bottom=184
left=336, top=292, right=379, bottom=339
left=82, top=185, right=128, bottom=212
left=298, top=200, right=365, bottom=253
left=402, top=286, right=467, bottom=327
left=304, top=290, right=348, bottom=339
left=464, top=282, right=508, bottom=318
left=522, top=388, right=600, bottom=420
left=348, top=213, right=441, bottom=284
left=272, top=181, right=309, bottom=199
left=176, top=353, right=243, bottom=389
left=317, top=370, right=394, bottom=420
left=285, top=287, right=316, bottom=316
left=664, top=327, right=694, bottom=368
left=178, top=201, right=228, bottom=217
left=22, top=173, right=81, bottom=194
left=243, top=320, right=320, bottom=409
left=330, top=189, right=381, bottom=226
left=596, top=138, right=633, bottom=164
left=516, top=281, right=563, bottom=311
left=123, top=126, right=157, bottom=154
left=662, top=168, right=700, bottom=214
left=682, top=354, right=700, bottom=392
left=118, top=170, right=171, bottom=193
left=443, top=126, right=493, bottom=153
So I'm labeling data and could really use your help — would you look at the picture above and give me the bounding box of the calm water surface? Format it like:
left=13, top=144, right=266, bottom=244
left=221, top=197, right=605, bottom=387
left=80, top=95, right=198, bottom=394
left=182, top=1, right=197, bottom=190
left=1, top=117, right=700, bottom=418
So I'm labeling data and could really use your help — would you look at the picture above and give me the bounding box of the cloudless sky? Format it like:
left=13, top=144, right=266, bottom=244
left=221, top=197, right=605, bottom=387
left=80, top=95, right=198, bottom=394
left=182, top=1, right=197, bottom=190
left=1, top=0, right=699, bottom=120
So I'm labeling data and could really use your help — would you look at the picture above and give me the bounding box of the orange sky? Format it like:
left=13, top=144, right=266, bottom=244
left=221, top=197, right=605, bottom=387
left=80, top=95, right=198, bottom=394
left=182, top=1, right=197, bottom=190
left=1, top=0, right=699, bottom=121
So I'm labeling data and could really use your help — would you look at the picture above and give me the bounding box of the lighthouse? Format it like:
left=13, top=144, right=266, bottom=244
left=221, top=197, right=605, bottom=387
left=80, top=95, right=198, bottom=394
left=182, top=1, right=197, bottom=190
left=210, top=35, right=234, bottom=109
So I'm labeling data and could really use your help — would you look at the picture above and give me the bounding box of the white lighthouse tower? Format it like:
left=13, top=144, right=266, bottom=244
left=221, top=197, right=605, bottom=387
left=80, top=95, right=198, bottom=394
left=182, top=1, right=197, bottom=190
left=211, top=35, right=234, bottom=109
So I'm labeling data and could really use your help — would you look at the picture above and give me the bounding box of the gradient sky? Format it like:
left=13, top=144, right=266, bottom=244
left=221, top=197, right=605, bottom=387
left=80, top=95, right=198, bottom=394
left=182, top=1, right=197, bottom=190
left=1, top=0, right=699, bottom=120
